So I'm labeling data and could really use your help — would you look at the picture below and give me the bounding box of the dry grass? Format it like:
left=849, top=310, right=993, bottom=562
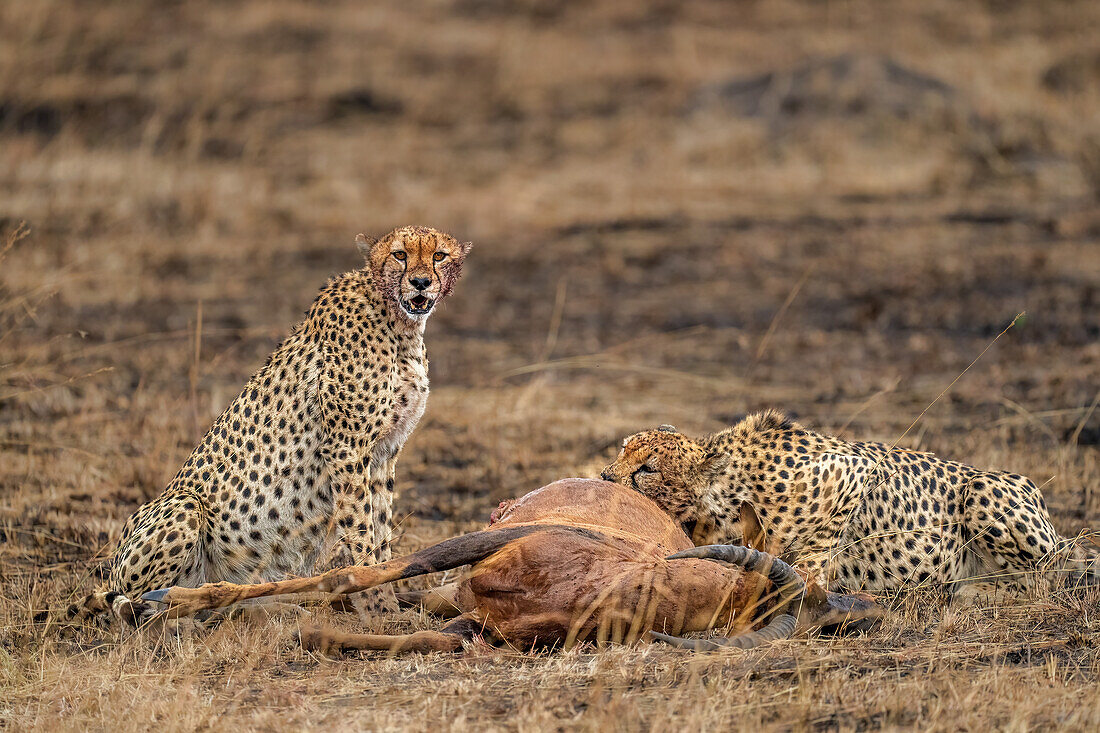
left=2, top=0, right=1099, bottom=729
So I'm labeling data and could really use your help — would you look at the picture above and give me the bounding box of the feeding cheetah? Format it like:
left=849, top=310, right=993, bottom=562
left=601, top=410, right=1098, bottom=594
left=59, top=225, right=471, bottom=627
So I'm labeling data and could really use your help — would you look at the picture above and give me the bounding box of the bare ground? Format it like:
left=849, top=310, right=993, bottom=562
left=2, top=0, right=1100, bottom=729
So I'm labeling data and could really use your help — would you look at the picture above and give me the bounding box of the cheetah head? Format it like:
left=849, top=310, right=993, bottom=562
left=600, top=425, right=730, bottom=530
left=357, top=225, right=472, bottom=323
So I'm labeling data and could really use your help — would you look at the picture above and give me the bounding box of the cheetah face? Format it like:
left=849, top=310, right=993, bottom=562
left=600, top=426, right=729, bottom=527
left=357, top=225, right=472, bottom=323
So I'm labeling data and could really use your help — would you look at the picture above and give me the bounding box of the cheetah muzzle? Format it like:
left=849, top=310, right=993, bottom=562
left=357, top=226, right=467, bottom=324
left=402, top=293, right=434, bottom=316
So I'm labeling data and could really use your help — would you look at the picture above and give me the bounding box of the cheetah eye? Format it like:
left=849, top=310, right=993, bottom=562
left=393, top=251, right=406, bottom=261
left=433, top=252, right=447, bottom=262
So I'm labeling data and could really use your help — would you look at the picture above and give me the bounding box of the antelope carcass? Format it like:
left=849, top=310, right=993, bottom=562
left=142, top=479, right=882, bottom=653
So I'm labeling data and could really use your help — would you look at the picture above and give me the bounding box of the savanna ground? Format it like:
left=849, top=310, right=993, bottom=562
left=2, top=0, right=1100, bottom=729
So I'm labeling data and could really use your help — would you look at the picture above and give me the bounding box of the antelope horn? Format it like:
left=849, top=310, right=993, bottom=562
left=650, top=614, right=797, bottom=650
left=666, top=544, right=805, bottom=605
left=650, top=544, right=805, bottom=651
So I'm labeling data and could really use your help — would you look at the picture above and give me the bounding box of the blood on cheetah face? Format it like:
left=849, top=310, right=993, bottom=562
left=600, top=425, right=729, bottom=525
left=357, top=225, right=472, bottom=322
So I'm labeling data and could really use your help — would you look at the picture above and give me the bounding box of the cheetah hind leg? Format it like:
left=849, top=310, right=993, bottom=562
left=109, top=591, right=160, bottom=627
left=108, top=488, right=208, bottom=624
left=44, top=589, right=151, bottom=635
left=962, top=476, right=1088, bottom=591
left=951, top=581, right=1012, bottom=609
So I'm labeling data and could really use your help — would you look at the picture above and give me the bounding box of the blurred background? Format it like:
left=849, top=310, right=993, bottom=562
left=2, top=0, right=1098, bottom=566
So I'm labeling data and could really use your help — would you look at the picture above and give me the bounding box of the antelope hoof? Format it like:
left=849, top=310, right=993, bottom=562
left=141, top=588, right=171, bottom=604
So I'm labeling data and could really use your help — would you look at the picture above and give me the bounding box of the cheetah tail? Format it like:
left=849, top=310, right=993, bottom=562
left=141, top=523, right=589, bottom=617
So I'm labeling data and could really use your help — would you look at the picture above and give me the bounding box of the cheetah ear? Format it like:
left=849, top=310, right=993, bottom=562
left=696, top=449, right=730, bottom=480
left=459, top=241, right=473, bottom=257
left=656, top=424, right=678, bottom=434
left=355, top=233, right=377, bottom=260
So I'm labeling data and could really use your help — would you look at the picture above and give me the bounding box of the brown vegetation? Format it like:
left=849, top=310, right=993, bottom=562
left=1, top=0, right=1099, bottom=729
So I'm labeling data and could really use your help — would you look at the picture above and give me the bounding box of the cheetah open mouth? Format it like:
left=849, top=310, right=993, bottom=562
left=401, top=294, right=435, bottom=316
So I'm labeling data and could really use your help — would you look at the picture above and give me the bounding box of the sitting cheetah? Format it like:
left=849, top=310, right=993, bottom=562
left=601, top=410, right=1098, bottom=593
left=60, top=225, right=471, bottom=626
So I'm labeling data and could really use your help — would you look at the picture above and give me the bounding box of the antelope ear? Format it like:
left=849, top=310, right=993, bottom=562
left=697, top=450, right=730, bottom=480
left=355, top=233, right=377, bottom=260
left=739, top=502, right=768, bottom=553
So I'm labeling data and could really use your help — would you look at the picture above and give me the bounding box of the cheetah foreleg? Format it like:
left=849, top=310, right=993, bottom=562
left=322, top=454, right=378, bottom=570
